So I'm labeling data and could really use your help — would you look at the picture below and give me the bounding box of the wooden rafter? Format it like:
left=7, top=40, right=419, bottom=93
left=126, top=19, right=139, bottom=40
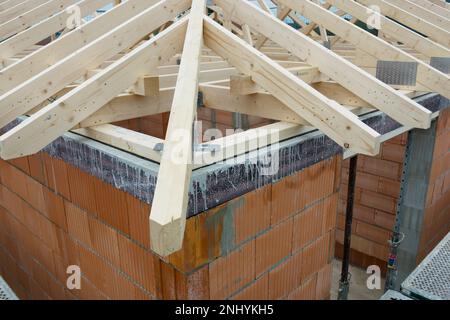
left=324, top=0, right=450, bottom=59
left=408, top=0, right=450, bottom=18
left=356, top=0, right=450, bottom=48
left=0, top=0, right=113, bottom=62
left=0, top=0, right=49, bottom=24
left=215, top=0, right=432, bottom=129
left=383, top=0, right=450, bottom=30
left=0, top=0, right=79, bottom=41
left=0, top=0, right=163, bottom=93
left=277, top=0, right=450, bottom=99
left=0, top=0, right=190, bottom=129
left=0, top=16, right=188, bottom=159
left=204, top=16, right=381, bottom=155
left=0, top=1, right=28, bottom=12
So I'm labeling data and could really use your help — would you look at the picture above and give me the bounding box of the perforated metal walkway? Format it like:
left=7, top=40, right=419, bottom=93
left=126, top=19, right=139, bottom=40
left=402, top=232, right=450, bottom=300
left=380, top=290, right=412, bottom=300
left=0, top=276, right=18, bottom=300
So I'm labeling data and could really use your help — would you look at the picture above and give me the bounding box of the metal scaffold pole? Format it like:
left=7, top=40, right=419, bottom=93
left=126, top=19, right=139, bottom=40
left=338, top=155, right=358, bottom=300
left=385, top=133, right=412, bottom=291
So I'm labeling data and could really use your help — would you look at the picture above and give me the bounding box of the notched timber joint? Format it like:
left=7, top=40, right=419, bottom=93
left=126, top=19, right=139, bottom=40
left=230, top=74, right=260, bottom=95
left=132, top=76, right=160, bottom=96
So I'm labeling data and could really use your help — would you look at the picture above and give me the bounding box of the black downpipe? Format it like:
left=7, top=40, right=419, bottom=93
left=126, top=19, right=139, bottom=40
left=338, top=155, right=358, bottom=300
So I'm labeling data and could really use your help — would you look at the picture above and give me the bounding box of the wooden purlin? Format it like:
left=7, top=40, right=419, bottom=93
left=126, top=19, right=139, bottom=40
left=75, top=67, right=370, bottom=130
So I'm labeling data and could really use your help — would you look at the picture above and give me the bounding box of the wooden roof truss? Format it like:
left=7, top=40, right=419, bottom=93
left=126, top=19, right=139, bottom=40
left=0, top=0, right=448, bottom=256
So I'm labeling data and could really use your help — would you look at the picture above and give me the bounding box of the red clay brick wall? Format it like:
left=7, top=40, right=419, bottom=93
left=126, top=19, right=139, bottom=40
left=0, top=152, right=341, bottom=300
left=417, top=108, right=450, bottom=263
left=335, top=135, right=406, bottom=272
left=336, top=108, right=450, bottom=271
left=158, top=155, right=341, bottom=300
left=113, top=110, right=272, bottom=140
left=0, top=154, right=161, bottom=300
left=113, top=113, right=170, bottom=139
